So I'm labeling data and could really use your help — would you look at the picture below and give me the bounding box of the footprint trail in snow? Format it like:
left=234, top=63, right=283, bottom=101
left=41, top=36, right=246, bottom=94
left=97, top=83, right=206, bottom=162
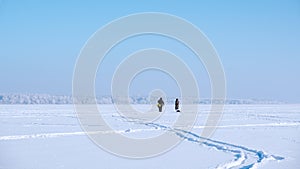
left=118, top=116, right=284, bottom=169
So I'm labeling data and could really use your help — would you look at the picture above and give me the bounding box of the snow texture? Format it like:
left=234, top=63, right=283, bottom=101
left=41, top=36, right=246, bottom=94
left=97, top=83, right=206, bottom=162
left=0, top=104, right=299, bottom=169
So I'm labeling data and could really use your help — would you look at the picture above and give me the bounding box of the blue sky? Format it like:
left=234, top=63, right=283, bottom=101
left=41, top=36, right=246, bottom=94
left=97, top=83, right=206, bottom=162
left=0, top=0, right=299, bottom=102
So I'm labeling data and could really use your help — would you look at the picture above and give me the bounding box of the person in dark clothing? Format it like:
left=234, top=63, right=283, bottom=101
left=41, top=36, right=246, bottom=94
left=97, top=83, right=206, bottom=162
left=175, top=98, right=180, bottom=112
left=157, top=97, right=164, bottom=112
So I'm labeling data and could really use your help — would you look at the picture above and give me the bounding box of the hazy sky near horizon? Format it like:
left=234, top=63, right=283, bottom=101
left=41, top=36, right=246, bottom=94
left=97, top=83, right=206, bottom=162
left=0, top=0, right=299, bottom=102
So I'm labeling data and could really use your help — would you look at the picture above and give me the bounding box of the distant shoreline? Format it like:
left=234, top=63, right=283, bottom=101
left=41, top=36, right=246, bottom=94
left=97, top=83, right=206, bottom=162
left=0, top=94, right=288, bottom=105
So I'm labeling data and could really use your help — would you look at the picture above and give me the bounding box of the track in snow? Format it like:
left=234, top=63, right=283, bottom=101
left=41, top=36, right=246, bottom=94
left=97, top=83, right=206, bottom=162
left=119, top=116, right=285, bottom=169
left=0, top=114, right=287, bottom=169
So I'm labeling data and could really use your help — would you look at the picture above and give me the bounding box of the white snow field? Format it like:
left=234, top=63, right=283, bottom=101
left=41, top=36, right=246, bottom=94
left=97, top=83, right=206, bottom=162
left=0, top=104, right=299, bottom=169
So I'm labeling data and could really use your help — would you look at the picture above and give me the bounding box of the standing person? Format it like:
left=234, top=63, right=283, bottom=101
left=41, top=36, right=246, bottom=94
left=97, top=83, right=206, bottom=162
left=157, top=97, right=164, bottom=112
left=175, top=98, right=180, bottom=112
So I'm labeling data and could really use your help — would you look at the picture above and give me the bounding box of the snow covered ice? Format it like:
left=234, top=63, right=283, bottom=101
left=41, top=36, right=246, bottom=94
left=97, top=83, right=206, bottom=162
left=0, top=104, right=299, bottom=169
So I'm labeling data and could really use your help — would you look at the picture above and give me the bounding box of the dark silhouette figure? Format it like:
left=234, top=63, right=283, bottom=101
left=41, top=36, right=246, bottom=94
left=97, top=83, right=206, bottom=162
left=157, top=97, right=164, bottom=112
left=175, top=98, right=180, bottom=112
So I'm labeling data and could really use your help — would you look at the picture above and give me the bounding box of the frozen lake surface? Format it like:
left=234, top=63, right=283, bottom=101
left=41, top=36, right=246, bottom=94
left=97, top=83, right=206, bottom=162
left=0, top=104, right=299, bottom=169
